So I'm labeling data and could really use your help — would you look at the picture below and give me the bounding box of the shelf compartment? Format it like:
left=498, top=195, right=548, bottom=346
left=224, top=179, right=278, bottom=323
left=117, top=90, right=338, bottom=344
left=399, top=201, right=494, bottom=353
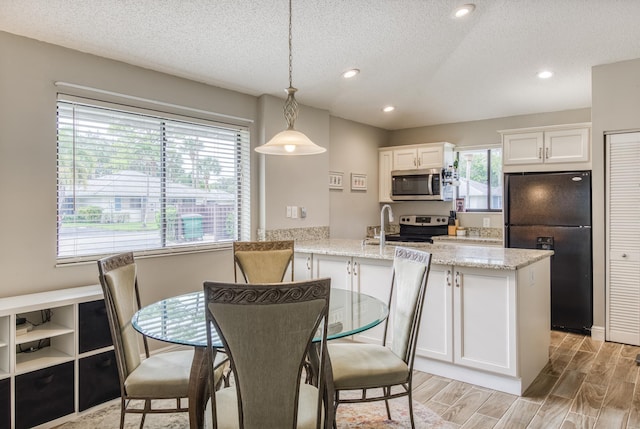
left=15, top=343, right=75, bottom=374
left=14, top=321, right=74, bottom=346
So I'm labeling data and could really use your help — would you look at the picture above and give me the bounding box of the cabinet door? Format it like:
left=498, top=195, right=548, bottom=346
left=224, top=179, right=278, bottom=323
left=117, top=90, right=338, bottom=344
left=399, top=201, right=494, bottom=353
left=0, top=377, right=9, bottom=429
left=606, top=132, right=640, bottom=345
left=503, top=132, right=544, bottom=165
left=454, top=267, right=517, bottom=376
left=78, top=300, right=112, bottom=353
left=416, top=265, right=453, bottom=361
left=352, top=258, right=393, bottom=345
left=393, top=148, right=418, bottom=170
left=293, top=252, right=313, bottom=280
left=15, top=362, right=75, bottom=429
left=378, top=149, right=393, bottom=202
left=544, top=128, right=589, bottom=164
left=314, top=254, right=351, bottom=291
left=417, top=145, right=443, bottom=169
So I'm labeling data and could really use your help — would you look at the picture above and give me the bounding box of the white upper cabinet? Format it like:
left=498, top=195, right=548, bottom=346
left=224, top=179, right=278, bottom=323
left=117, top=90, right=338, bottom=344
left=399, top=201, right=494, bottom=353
left=380, top=142, right=454, bottom=202
left=392, top=142, right=454, bottom=171
left=378, top=148, right=394, bottom=203
left=500, top=123, right=591, bottom=172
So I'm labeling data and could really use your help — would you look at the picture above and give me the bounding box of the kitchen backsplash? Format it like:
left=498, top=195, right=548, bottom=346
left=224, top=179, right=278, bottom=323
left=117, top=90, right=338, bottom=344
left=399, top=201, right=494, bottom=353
left=260, top=226, right=330, bottom=241
left=366, top=224, right=502, bottom=239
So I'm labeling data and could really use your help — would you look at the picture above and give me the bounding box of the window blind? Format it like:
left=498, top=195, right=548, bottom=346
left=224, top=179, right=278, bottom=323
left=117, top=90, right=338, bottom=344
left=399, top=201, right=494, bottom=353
left=56, top=98, right=250, bottom=262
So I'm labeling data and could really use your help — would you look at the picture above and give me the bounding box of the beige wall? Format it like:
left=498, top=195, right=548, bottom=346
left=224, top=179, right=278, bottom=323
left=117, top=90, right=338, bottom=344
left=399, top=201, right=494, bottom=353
left=389, top=108, right=591, bottom=148
left=592, top=58, right=640, bottom=330
left=0, top=30, right=383, bottom=302
left=329, top=117, right=388, bottom=239
left=257, top=94, right=331, bottom=231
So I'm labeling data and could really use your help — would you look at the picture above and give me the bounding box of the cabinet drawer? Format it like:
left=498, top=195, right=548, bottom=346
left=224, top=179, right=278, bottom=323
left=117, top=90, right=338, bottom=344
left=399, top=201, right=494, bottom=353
left=0, top=377, right=9, bottom=429
left=79, top=350, right=120, bottom=411
left=15, top=362, right=74, bottom=429
left=79, top=300, right=113, bottom=353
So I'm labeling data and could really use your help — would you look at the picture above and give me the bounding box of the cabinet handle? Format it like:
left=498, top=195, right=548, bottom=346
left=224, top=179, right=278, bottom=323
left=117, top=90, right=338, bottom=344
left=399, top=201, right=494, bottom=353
left=306, top=256, right=311, bottom=271
left=413, top=158, right=417, bottom=167
left=446, top=270, right=451, bottom=287
left=353, top=261, right=359, bottom=276
left=455, top=271, right=461, bottom=288
left=538, top=147, right=542, bottom=159
left=622, top=253, right=628, bottom=258
left=545, top=147, right=550, bottom=159
left=346, top=260, right=351, bottom=275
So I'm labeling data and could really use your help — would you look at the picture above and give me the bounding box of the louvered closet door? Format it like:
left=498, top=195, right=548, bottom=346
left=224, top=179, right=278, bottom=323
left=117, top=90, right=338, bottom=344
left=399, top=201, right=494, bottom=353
left=607, top=132, right=640, bottom=345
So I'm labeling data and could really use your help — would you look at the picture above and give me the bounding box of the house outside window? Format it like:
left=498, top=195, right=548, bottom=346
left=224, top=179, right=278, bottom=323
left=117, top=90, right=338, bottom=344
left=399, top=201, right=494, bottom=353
left=456, top=147, right=502, bottom=211
left=56, top=97, right=250, bottom=262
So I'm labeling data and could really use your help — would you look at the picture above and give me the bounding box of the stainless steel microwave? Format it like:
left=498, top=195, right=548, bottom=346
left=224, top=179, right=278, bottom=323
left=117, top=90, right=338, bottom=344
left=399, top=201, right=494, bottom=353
left=390, top=168, right=454, bottom=201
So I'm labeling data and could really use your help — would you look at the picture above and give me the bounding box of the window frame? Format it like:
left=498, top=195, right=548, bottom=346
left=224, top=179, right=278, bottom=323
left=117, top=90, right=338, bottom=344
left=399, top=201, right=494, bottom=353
left=455, top=146, right=503, bottom=213
left=56, top=95, right=251, bottom=264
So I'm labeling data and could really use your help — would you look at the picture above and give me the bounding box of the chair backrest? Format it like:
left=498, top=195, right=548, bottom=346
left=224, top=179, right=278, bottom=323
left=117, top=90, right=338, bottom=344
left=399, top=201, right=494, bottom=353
left=385, top=247, right=431, bottom=365
left=204, top=278, right=330, bottom=429
left=97, top=252, right=146, bottom=386
left=233, top=240, right=295, bottom=283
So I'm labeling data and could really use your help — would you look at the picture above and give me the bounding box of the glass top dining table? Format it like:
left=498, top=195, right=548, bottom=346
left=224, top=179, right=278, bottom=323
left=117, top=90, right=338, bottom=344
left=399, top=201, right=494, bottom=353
left=132, top=287, right=389, bottom=348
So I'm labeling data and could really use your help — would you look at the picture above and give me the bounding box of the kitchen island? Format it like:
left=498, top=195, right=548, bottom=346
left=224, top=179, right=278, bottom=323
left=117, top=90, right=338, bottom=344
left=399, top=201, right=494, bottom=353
left=294, top=239, right=553, bottom=395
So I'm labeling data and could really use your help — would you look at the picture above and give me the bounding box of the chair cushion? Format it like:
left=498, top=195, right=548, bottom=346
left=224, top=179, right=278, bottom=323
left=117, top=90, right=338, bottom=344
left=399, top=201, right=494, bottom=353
left=235, top=249, right=293, bottom=283
left=328, top=343, right=409, bottom=390
left=125, top=349, right=193, bottom=397
left=205, top=383, right=322, bottom=429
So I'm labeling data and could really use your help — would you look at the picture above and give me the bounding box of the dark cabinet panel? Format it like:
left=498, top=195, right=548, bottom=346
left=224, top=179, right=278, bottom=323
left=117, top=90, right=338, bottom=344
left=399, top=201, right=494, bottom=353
left=79, top=299, right=113, bottom=353
left=15, top=362, right=74, bottom=429
left=0, top=377, right=9, bottom=429
left=79, top=350, right=120, bottom=411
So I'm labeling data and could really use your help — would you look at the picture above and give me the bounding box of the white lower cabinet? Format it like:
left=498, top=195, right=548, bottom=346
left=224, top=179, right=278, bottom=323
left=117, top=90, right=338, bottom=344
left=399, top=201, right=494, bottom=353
left=418, top=264, right=517, bottom=375
left=416, top=260, right=550, bottom=394
left=298, top=253, right=393, bottom=345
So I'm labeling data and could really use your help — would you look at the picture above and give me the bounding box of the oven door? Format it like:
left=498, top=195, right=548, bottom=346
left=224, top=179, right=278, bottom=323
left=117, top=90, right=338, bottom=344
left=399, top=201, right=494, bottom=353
left=391, top=169, right=440, bottom=201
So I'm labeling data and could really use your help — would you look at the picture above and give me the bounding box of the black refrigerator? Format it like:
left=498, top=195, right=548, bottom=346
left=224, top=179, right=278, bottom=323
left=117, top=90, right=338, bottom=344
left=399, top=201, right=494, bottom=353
left=504, top=171, right=592, bottom=334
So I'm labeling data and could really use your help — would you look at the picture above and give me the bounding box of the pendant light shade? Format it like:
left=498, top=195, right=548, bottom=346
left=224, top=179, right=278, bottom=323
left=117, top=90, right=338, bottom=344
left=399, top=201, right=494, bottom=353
left=255, top=0, right=326, bottom=156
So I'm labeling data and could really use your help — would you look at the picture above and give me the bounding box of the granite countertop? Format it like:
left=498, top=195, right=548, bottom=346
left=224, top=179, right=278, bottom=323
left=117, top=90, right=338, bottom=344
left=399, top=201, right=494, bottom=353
left=431, top=235, right=503, bottom=245
left=295, top=238, right=553, bottom=271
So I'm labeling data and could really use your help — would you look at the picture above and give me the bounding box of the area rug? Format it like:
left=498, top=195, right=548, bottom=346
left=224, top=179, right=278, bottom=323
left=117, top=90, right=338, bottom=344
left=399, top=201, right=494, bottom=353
left=56, top=397, right=445, bottom=428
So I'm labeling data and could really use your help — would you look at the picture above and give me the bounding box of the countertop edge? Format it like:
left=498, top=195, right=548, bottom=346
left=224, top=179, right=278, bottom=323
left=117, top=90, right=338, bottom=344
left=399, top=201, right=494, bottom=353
left=294, top=239, right=553, bottom=271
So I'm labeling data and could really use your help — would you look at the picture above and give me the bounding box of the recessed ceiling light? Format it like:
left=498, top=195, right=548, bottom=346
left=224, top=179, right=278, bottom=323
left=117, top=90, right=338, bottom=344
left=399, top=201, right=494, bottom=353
left=453, top=4, right=475, bottom=18
left=382, top=106, right=395, bottom=113
left=537, top=70, right=554, bottom=79
left=342, top=69, right=360, bottom=79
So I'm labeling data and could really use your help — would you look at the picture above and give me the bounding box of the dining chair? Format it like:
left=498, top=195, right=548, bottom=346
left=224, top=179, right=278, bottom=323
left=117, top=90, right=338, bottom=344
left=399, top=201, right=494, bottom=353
left=97, top=252, right=228, bottom=429
left=327, top=246, right=431, bottom=429
left=203, top=278, right=331, bottom=429
left=233, top=240, right=295, bottom=283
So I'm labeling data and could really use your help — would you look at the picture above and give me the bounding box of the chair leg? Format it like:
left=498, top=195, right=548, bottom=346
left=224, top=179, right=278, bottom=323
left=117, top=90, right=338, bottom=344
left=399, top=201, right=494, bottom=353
left=384, top=387, right=392, bottom=420
left=119, top=398, right=126, bottom=429
left=407, top=392, right=415, bottom=429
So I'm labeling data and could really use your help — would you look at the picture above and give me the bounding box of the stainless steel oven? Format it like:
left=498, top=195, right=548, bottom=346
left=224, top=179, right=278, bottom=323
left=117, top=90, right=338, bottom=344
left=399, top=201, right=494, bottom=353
left=390, top=168, right=453, bottom=201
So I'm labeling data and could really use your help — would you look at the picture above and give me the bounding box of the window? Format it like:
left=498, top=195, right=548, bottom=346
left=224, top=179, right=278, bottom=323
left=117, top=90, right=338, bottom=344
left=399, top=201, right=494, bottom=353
left=56, top=97, right=250, bottom=262
left=456, top=147, right=502, bottom=211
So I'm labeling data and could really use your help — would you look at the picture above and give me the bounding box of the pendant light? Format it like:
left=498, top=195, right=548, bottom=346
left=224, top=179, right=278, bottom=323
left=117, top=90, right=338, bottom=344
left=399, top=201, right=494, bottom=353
left=255, top=0, right=326, bottom=155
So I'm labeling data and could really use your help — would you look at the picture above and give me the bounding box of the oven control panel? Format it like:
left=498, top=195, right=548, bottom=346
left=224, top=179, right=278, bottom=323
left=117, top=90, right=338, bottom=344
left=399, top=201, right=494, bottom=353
left=398, top=215, right=448, bottom=226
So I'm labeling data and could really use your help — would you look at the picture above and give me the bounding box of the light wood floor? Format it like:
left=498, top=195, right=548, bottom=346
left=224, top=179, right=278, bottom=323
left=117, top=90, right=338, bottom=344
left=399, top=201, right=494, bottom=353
left=411, top=331, right=640, bottom=429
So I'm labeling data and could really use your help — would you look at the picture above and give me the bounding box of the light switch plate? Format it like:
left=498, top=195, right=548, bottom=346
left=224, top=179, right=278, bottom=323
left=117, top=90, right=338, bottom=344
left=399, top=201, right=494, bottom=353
left=286, top=206, right=292, bottom=218
left=291, top=206, right=298, bottom=218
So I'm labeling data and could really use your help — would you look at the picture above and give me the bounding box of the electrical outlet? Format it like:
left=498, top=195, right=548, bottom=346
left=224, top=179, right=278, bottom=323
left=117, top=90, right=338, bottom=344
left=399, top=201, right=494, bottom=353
left=300, top=207, right=307, bottom=218
left=483, top=217, right=491, bottom=227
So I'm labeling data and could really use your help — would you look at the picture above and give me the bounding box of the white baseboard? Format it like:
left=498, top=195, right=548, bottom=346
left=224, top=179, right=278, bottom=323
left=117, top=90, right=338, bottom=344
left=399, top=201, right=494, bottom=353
left=591, top=325, right=605, bottom=341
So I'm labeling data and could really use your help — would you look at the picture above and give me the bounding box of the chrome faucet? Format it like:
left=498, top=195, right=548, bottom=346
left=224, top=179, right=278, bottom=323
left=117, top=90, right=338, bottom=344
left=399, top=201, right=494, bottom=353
left=379, top=204, right=394, bottom=249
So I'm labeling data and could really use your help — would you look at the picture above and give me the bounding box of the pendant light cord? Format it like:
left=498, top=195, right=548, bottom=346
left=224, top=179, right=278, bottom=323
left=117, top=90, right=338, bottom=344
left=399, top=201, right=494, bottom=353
left=288, top=0, right=293, bottom=88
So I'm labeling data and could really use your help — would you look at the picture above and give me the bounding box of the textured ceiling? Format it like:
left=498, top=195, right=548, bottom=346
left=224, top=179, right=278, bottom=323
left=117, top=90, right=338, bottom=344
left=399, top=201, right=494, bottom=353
left=2, top=0, right=640, bottom=130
